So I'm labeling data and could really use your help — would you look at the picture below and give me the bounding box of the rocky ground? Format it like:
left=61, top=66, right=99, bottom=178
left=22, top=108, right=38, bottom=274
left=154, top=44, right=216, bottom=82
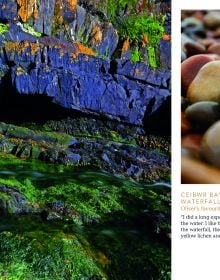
left=181, top=10, right=220, bottom=183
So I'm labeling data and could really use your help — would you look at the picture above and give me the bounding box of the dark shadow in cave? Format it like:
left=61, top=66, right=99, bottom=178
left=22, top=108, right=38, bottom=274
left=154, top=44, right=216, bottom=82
left=0, top=71, right=88, bottom=124
left=143, top=96, right=171, bottom=137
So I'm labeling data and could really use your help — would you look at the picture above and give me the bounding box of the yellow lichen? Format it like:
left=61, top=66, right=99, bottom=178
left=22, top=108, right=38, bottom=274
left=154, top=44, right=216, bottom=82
left=121, top=38, right=130, bottom=53
left=5, top=42, right=41, bottom=56
left=70, top=42, right=96, bottom=60
left=162, top=34, right=171, bottom=41
left=66, top=0, right=77, bottom=11
left=134, top=68, right=145, bottom=76
left=17, top=0, right=36, bottom=22
left=143, top=34, right=149, bottom=44
left=91, top=25, right=103, bottom=45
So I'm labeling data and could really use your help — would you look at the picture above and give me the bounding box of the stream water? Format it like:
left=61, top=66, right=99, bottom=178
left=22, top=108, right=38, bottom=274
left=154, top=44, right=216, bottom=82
left=0, top=156, right=171, bottom=279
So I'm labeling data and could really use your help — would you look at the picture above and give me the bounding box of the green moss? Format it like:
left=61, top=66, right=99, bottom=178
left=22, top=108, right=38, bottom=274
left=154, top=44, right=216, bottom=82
left=147, top=45, right=158, bottom=68
left=106, top=0, right=138, bottom=20
left=0, top=230, right=105, bottom=279
left=119, top=15, right=164, bottom=45
left=0, top=23, right=8, bottom=34
left=131, top=47, right=141, bottom=62
left=17, top=23, right=42, bottom=37
left=0, top=191, right=11, bottom=201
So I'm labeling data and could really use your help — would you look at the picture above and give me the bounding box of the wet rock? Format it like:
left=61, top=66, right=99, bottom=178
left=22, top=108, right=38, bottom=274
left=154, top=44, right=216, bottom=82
left=44, top=211, right=63, bottom=222
left=201, top=121, right=220, bottom=167
left=185, top=101, right=220, bottom=128
left=67, top=153, right=81, bottom=163
left=39, top=148, right=60, bottom=163
left=0, top=185, right=36, bottom=214
left=187, top=61, right=220, bottom=103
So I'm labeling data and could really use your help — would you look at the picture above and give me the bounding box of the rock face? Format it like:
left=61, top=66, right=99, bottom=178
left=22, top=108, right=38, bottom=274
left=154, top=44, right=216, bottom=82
left=0, top=25, right=170, bottom=128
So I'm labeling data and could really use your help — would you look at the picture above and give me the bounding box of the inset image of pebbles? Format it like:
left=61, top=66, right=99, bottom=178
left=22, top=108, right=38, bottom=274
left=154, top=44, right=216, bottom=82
left=181, top=10, right=220, bottom=184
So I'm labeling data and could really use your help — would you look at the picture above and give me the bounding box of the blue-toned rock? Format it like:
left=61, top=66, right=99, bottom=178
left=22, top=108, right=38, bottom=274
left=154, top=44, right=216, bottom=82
left=0, top=0, right=18, bottom=22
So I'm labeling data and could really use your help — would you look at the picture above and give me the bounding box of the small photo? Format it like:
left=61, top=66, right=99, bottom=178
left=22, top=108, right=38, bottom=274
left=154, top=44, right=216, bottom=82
left=181, top=10, right=220, bottom=183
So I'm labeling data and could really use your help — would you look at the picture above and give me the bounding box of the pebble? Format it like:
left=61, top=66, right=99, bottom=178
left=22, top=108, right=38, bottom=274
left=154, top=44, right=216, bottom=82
left=182, top=134, right=203, bottom=151
left=181, top=33, right=205, bottom=57
left=181, top=112, right=190, bottom=134
left=181, top=17, right=203, bottom=30
left=198, top=38, right=216, bottom=48
left=181, top=147, right=201, bottom=160
left=181, top=51, right=186, bottom=62
left=181, top=54, right=219, bottom=96
left=207, top=42, right=220, bottom=55
left=184, top=41, right=206, bottom=57
left=201, top=121, right=220, bottom=168
left=187, top=61, right=220, bottom=103
left=181, top=97, right=188, bottom=111
left=185, top=101, right=220, bottom=127
left=181, top=11, right=220, bottom=180
left=204, top=11, right=220, bottom=28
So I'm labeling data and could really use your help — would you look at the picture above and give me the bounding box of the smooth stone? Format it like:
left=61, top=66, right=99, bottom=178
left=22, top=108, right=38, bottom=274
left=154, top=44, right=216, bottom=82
left=207, top=42, right=220, bottom=56
left=184, top=41, right=206, bottom=57
left=181, top=33, right=197, bottom=52
left=181, top=147, right=201, bottom=160
left=181, top=97, right=188, bottom=111
left=185, top=101, right=220, bottom=127
left=181, top=54, right=219, bottom=96
left=181, top=51, right=186, bottom=62
left=213, top=27, right=220, bottom=38
left=182, top=134, right=203, bottom=151
left=204, top=11, right=220, bottom=28
left=201, top=120, right=220, bottom=168
left=198, top=38, right=217, bottom=48
left=187, top=61, right=220, bottom=103
left=181, top=17, right=203, bottom=30
left=181, top=112, right=190, bottom=134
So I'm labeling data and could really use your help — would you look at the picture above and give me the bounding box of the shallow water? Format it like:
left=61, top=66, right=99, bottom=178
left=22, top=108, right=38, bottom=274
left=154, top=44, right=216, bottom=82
left=0, top=156, right=171, bottom=279
left=0, top=156, right=170, bottom=189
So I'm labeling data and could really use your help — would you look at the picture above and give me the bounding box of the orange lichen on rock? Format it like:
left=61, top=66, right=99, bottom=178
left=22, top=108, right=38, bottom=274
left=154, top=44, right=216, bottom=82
left=5, top=41, right=41, bottom=56
left=70, top=42, right=96, bottom=60
left=122, top=38, right=130, bottom=53
left=91, top=25, right=103, bottom=45
left=162, top=34, right=171, bottom=41
left=66, top=0, right=77, bottom=11
left=143, top=34, right=149, bottom=44
left=17, top=0, right=36, bottom=22
left=96, top=252, right=111, bottom=266
left=134, top=68, right=145, bottom=76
